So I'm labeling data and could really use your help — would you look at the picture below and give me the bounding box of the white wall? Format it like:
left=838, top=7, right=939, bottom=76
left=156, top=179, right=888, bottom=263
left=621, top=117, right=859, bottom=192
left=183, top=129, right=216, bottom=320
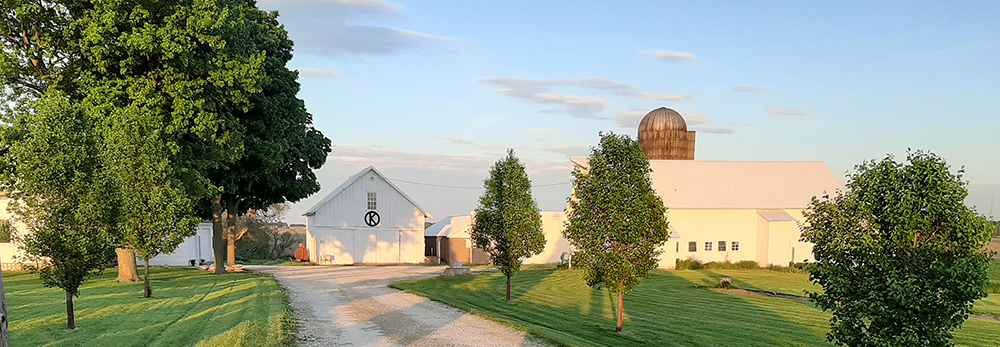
left=306, top=169, right=427, bottom=264
left=658, top=209, right=761, bottom=268
left=524, top=212, right=574, bottom=264
left=147, top=222, right=214, bottom=266
left=311, top=227, right=423, bottom=264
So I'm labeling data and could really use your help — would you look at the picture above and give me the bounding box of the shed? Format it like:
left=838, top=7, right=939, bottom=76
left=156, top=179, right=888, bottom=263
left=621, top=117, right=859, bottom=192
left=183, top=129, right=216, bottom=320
left=424, top=212, right=572, bottom=265
left=304, top=166, right=431, bottom=264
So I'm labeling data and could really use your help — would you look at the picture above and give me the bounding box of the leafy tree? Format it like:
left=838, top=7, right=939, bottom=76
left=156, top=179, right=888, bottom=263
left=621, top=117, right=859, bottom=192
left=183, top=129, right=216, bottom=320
left=103, top=108, right=200, bottom=298
left=5, top=94, right=116, bottom=329
left=235, top=204, right=298, bottom=261
left=801, top=151, right=994, bottom=347
left=564, top=132, right=669, bottom=332
left=470, top=149, right=546, bottom=301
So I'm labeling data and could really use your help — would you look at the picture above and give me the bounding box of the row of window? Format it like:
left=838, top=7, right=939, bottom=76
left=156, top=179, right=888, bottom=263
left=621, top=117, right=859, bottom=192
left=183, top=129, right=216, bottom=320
left=684, top=241, right=739, bottom=252
left=367, top=192, right=377, bottom=210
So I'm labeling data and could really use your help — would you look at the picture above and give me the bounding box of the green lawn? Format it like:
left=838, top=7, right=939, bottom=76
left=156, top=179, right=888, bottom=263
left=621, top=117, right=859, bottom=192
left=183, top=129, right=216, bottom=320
left=391, top=268, right=1000, bottom=347
left=4, top=268, right=295, bottom=347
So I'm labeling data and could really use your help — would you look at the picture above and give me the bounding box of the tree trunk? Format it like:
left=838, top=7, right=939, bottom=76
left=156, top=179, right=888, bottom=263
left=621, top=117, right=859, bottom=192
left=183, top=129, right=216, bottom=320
left=224, top=196, right=239, bottom=268
left=211, top=195, right=227, bottom=274
left=506, top=274, right=511, bottom=301
left=116, top=248, right=139, bottom=282
left=616, top=289, right=624, bottom=332
left=65, top=291, right=75, bottom=330
left=143, top=258, right=151, bottom=298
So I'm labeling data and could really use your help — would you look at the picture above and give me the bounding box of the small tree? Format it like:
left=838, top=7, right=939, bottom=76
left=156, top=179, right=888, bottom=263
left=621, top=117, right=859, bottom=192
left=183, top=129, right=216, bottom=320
left=470, top=149, right=546, bottom=301
left=103, top=108, right=200, bottom=298
left=235, top=204, right=297, bottom=261
left=4, top=95, right=116, bottom=329
left=564, top=132, right=669, bottom=332
left=801, top=151, right=994, bottom=347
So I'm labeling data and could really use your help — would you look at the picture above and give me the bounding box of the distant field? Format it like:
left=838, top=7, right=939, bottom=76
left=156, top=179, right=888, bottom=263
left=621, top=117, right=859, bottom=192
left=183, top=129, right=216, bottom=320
left=4, top=268, right=295, bottom=347
left=392, top=267, right=1000, bottom=347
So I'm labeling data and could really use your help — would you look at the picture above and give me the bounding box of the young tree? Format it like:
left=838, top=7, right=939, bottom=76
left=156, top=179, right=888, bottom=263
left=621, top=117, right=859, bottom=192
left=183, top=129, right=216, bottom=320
left=103, top=108, right=200, bottom=298
left=4, top=94, right=116, bottom=329
left=564, top=132, right=669, bottom=332
left=801, top=151, right=994, bottom=347
left=470, top=149, right=546, bottom=301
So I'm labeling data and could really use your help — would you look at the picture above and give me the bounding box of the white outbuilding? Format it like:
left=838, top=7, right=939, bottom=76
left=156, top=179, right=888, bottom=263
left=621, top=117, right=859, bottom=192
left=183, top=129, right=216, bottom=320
left=147, top=222, right=214, bottom=267
left=304, top=166, right=431, bottom=264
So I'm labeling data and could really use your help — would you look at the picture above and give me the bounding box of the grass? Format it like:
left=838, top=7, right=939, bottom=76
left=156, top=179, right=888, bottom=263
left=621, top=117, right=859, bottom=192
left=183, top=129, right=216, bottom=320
left=391, top=268, right=1000, bottom=347
left=4, top=268, right=296, bottom=347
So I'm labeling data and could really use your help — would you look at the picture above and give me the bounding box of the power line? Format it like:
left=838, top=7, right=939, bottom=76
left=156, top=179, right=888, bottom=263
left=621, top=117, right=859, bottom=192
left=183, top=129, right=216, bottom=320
left=386, top=177, right=571, bottom=189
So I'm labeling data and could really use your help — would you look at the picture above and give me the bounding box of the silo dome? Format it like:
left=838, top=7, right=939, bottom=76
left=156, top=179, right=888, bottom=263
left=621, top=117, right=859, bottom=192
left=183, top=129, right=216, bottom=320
left=637, top=107, right=696, bottom=160
left=638, top=107, right=687, bottom=133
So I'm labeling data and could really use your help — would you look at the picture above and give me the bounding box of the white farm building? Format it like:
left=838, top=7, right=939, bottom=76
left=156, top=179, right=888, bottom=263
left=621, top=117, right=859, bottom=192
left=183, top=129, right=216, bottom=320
left=304, top=166, right=431, bottom=264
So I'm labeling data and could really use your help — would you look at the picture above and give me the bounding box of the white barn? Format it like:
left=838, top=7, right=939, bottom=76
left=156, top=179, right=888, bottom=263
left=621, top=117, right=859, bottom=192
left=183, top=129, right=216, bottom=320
left=423, top=212, right=574, bottom=265
left=304, top=166, right=431, bottom=264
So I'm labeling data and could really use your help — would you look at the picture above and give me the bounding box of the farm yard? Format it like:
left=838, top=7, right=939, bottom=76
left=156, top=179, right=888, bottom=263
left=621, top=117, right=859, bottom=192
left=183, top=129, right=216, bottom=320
left=4, top=268, right=295, bottom=347
left=391, top=263, right=1000, bottom=347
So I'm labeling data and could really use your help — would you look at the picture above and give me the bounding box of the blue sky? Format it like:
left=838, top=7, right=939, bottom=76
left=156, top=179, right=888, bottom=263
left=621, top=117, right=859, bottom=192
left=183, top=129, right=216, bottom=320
left=257, top=0, right=1000, bottom=223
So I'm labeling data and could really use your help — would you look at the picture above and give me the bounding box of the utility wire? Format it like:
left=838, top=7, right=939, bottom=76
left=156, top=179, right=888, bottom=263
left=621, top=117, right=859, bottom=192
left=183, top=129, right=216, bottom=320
left=387, top=177, right=571, bottom=189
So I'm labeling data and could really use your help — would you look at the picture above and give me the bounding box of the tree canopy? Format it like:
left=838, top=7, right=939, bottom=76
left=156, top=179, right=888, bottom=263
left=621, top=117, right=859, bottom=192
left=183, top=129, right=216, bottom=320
left=801, top=150, right=994, bottom=347
left=470, top=149, right=545, bottom=301
left=564, top=132, right=669, bottom=332
left=5, top=94, right=117, bottom=329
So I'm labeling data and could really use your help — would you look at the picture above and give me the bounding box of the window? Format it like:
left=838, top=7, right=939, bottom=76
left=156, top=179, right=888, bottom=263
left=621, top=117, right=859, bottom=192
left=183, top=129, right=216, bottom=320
left=731, top=241, right=740, bottom=251
left=367, top=192, right=377, bottom=210
left=704, top=242, right=713, bottom=251
left=719, top=241, right=727, bottom=252
left=688, top=241, right=697, bottom=252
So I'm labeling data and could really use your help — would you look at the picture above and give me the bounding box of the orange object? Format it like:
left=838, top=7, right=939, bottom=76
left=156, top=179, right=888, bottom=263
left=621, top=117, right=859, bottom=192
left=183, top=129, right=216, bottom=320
left=294, top=243, right=309, bottom=262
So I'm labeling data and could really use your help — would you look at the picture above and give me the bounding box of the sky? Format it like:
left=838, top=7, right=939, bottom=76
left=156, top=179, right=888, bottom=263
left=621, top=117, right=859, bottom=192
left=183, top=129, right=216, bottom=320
left=254, top=0, right=1000, bottom=224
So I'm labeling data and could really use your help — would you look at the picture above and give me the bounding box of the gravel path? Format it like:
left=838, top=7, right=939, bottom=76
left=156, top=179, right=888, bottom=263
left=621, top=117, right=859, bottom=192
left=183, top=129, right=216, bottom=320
left=248, top=265, right=547, bottom=347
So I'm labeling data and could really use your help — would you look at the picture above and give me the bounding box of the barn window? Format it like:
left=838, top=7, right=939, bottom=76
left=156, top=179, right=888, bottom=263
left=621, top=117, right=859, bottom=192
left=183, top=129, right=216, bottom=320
left=367, top=192, right=377, bottom=210
left=719, top=241, right=727, bottom=252
left=731, top=241, right=740, bottom=251
left=688, top=241, right=696, bottom=252
left=704, top=242, right=713, bottom=251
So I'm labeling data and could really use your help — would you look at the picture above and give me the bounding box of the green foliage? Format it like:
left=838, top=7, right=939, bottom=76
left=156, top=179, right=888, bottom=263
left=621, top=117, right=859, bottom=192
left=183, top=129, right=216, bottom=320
left=801, top=150, right=995, bottom=347
left=470, top=149, right=546, bottom=300
left=0, top=219, right=13, bottom=243
left=564, top=132, right=669, bottom=331
left=4, top=94, right=116, bottom=299
left=235, top=205, right=299, bottom=261
left=565, top=133, right=669, bottom=292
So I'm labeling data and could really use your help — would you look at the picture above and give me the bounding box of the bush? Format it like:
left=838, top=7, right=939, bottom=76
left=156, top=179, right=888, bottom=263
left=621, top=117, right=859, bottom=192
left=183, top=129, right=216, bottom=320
left=675, top=258, right=703, bottom=270
left=987, top=282, right=1000, bottom=294
left=735, top=260, right=761, bottom=269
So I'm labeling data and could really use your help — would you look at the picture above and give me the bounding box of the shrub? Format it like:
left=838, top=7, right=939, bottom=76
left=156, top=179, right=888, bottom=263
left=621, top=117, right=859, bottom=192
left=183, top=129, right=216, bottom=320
left=735, top=260, right=760, bottom=269
left=675, top=258, right=704, bottom=270
left=719, top=277, right=734, bottom=289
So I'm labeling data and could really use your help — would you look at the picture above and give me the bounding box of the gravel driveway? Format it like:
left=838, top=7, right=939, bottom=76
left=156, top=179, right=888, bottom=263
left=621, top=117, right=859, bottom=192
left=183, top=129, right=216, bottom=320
left=248, top=265, right=546, bottom=347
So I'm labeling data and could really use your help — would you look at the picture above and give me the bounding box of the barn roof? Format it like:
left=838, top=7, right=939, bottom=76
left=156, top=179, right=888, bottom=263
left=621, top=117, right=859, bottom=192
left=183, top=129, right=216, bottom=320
left=303, top=166, right=432, bottom=218
left=570, top=158, right=842, bottom=210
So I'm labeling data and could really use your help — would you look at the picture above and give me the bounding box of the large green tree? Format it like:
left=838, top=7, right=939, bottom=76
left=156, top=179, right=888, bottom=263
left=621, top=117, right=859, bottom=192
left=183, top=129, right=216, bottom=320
left=470, top=149, right=546, bottom=301
left=801, top=151, right=994, bottom=347
left=0, top=0, right=328, bottom=276
left=103, top=107, right=200, bottom=297
left=564, top=132, right=669, bottom=332
left=4, top=94, right=117, bottom=329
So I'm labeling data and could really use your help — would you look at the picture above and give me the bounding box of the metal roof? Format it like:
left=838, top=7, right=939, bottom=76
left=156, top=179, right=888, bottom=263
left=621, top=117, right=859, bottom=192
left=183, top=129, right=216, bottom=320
left=302, top=166, right=432, bottom=218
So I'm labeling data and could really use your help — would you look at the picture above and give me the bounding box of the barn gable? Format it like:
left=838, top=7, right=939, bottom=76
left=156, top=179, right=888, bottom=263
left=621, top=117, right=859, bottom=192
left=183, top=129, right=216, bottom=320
left=303, top=166, right=431, bottom=228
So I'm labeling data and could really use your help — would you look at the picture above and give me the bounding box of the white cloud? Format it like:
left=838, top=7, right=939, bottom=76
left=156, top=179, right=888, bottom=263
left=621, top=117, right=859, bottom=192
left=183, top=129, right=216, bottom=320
left=694, top=126, right=737, bottom=134
left=292, top=68, right=344, bottom=79
left=609, top=111, right=646, bottom=128
left=433, top=136, right=478, bottom=146
left=765, top=106, right=807, bottom=116
left=541, top=145, right=591, bottom=157
left=648, top=50, right=697, bottom=61
left=639, top=93, right=695, bottom=101
left=479, top=77, right=692, bottom=116
left=732, top=85, right=767, bottom=93
left=256, top=0, right=456, bottom=58
left=493, top=88, right=608, bottom=116
left=479, top=115, right=503, bottom=124
left=684, top=113, right=711, bottom=125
